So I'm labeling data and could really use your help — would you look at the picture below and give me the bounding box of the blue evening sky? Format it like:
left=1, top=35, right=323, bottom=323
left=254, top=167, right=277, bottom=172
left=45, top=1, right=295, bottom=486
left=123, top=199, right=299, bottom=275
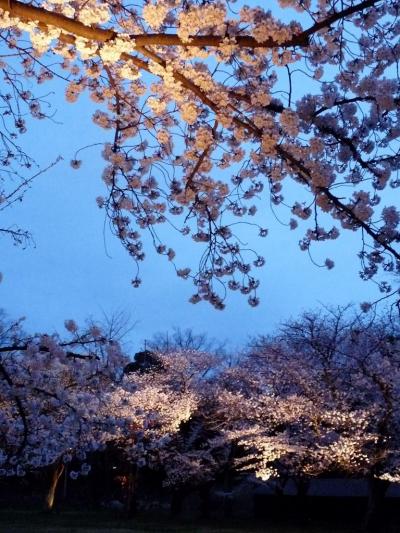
left=0, top=3, right=382, bottom=353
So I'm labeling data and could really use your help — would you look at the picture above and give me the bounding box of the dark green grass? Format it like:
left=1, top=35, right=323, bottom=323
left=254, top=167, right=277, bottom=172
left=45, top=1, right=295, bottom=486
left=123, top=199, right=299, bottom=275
left=0, top=509, right=392, bottom=533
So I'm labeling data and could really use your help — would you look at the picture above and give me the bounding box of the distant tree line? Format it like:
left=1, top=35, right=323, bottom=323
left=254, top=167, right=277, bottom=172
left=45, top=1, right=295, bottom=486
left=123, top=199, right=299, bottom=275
left=0, top=306, right=399, bottom=531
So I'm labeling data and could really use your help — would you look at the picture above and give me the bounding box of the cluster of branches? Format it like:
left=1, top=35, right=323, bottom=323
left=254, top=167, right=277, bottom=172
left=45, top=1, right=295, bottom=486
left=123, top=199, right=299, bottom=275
left=0, top=305, right=399, bottom=529
left=0, top=35, right=62, bottom=249
left=0, top=0, right=398, bottom=307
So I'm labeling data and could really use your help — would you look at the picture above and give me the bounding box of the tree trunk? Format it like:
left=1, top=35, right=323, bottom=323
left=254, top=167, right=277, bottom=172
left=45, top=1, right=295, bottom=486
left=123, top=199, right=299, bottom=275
left=44, top=461, right=65, bottom=512
left=222, top=469, right=233, bottom=519
left=296, top=478, right=310, bottom=498
left=62, top=463, right=68, bottom=501
left=125, top=465, right=137, bottom=517
left=295, top=478, right=310, bottom=525
left=170, top=489, right=185, bottom=517
left=200, top=485, right=211, bottom=519
left=364, top=477, right=389, bottom=532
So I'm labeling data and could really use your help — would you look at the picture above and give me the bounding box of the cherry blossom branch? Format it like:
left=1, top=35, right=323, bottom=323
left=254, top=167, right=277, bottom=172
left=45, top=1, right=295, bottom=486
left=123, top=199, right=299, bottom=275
left=138, top=44, right=398, bottom=264
left=185, top=120, right=219, bottom=193
left=0, top=343, right=100, bottom=359
left=119, top=42, right=400, bottom=269
left=0, top=227, right=30, bottom=246
left=147, top=51, right=398, bottom=264
left=0, top=0, right=381, bottom=50
left=275, top=146, right=400, bottom=262
left=129, top=33, right=309, bottom=48
left=0, top=0, right=305, bottom=49
left=301, top=0, right=381, bottom=41
left=0, top=0, right=396, bottom=308
left=0, top=156, right=63, bottom=208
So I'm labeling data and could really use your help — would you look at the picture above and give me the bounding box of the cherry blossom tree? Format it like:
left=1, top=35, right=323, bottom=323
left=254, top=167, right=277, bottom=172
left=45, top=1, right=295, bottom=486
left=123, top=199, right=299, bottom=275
left=104, top=373, right=197, bottom=513
left=0, top=0, right=398, bottom=308
left=1, top=305, right=400, bottom=527
left=0, top=310, right=128, bottom=509
left=247, top=306, right=400, bottom=528
left=118, top=348, right=237, bottom=515
left=104, top=349, right=217, bottom=513
left=0, top=315, right=217, bottom=513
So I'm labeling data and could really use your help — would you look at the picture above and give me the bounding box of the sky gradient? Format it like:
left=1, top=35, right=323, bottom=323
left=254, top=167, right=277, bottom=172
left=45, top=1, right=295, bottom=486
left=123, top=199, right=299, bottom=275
left=0, top=13, right=383, bottom=353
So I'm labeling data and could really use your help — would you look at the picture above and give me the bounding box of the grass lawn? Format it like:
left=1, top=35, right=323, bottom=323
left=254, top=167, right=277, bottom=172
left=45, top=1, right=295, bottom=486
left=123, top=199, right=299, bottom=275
left=0, top=509, right=382, bottom=533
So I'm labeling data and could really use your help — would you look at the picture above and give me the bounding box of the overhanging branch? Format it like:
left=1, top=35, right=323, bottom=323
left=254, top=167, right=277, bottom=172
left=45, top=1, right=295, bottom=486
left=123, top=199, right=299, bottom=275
left=0, top=0, right=381, bottom=51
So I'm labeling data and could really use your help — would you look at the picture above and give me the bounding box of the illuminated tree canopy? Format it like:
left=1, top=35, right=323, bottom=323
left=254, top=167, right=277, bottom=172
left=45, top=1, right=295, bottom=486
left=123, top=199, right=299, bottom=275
left=0, top=0, right=399, bottom=308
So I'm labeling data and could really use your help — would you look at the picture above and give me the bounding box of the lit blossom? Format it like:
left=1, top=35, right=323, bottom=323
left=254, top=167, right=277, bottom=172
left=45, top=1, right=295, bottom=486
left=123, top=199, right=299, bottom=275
left=0, top=0, right=398, bottom=310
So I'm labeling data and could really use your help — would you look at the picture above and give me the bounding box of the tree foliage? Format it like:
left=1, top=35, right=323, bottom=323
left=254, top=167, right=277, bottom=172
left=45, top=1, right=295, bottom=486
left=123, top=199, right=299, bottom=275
left=0, top=0, right=398, bottom=307
left=1, top=306, right=400, bottom=487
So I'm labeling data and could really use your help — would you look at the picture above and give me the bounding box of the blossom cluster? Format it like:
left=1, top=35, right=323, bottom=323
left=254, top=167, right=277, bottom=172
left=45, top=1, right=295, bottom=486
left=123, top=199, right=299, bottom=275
left=1, top=306, right=400, bottom=495
left=0, top=0, right=399, bottom=309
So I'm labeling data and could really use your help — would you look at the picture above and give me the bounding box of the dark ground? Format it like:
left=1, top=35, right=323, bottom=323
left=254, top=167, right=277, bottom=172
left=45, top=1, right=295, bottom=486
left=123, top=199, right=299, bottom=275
left=0, top=508, right=399, bottom=533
